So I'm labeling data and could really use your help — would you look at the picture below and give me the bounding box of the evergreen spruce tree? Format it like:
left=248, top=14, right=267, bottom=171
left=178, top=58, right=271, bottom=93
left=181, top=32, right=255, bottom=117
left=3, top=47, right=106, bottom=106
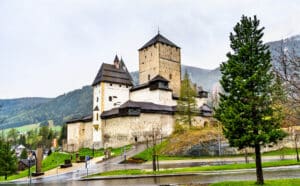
left=58, top=124, right=68, bottom=146
left=176, top=71, right=198, bottom=129
left=215, top=15, right=286, bottom=185
left=0, top=140, right=17, bottom=180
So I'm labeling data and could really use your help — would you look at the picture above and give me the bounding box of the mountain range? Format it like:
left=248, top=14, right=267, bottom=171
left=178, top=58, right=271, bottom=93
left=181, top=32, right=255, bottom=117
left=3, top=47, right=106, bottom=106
left=0, top=35, right=299, bottom=129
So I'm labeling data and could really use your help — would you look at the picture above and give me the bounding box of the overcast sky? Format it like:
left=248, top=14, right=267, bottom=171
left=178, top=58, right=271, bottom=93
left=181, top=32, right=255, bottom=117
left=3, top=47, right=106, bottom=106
left=0, top=0, right=300, bottom=99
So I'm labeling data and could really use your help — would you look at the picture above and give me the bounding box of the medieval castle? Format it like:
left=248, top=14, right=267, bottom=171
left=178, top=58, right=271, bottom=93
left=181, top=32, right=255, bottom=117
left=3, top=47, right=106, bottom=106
left=66, top=33, right=212, bottom=151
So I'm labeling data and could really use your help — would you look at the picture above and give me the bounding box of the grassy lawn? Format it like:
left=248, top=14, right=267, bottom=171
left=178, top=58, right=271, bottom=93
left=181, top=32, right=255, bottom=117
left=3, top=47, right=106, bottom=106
left=89, top=159, right=300, bottom=177
left=0, top=145, right=131, bottom=182
left=76, top=145, right=131, bottom=159
left=77, top=148, right=104, bottom=158
left=133, top=142, right=299, bottom=161
left=262, top=148, right=297, bottom=156
left=0, top=152, right=70, bottom=181
left=210, top=178, right=300, bottom=186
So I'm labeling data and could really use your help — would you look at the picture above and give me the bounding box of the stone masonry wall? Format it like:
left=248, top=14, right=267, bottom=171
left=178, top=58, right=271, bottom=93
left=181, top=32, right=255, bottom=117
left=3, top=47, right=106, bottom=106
left=158, top=43, right=181, bottom=96
left=102, top=113, right=174, bottom=148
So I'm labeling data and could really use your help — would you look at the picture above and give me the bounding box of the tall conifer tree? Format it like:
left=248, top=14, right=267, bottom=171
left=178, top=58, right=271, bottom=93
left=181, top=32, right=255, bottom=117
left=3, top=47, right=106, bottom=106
left=176, top=71, right=198, bottom=128
left=0, top=140, right=17, bottom=180
left=215, top=15, right=286, bottom=184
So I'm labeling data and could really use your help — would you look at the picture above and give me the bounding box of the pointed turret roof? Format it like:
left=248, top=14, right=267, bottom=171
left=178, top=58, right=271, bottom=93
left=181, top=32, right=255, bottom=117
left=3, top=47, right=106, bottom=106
left=113, top=55, right=119, bottom=63
left=138, top=33, right=180, bottom=51
left=92, top=56, right=133, bottom=86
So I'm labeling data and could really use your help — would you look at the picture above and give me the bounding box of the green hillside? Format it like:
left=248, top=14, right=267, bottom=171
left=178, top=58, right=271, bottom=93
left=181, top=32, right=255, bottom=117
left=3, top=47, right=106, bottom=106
left=0, top=86, right=92, bottom=129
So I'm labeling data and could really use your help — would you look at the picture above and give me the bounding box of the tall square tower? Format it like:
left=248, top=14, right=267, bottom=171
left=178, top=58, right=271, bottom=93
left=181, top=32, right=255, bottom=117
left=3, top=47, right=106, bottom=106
left=138, top=33, right=181, bottom=96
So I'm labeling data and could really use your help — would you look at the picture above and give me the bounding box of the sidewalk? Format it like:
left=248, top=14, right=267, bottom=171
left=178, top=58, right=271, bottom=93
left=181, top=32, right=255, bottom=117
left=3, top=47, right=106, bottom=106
left=16, top=156, right=104, bottom=181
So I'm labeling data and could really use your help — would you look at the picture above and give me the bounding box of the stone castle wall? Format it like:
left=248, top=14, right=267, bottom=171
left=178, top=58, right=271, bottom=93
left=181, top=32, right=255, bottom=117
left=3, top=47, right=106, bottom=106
left=67, top=121, right=93, bottom=151
left=102, top=113, right=174, bottom=148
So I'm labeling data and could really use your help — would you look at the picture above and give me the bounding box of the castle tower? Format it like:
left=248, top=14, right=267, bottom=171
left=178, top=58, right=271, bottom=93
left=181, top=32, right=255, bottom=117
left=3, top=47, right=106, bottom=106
left=138, top=33, right=181, bottom=96
left=91, top=55, right=133, bottom=148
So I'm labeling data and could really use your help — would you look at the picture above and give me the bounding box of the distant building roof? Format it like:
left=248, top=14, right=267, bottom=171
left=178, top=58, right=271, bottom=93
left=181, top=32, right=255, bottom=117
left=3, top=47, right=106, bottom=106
left=19, top=159, right=35, bottom=167
left=92, top=56, right=133, bottom=86
left=199, top=104, right=213, bottom=117
left=66, top=115, right=93, bottom=124
left=16, top=145, right=26, bottom=150
left=101, top=101, right=175, bottom=119
left=139, top=33, right=180, bottom=51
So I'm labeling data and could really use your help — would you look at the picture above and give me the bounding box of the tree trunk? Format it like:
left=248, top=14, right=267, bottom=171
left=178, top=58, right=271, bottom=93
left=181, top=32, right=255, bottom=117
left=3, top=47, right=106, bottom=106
left=5, top=174, right=7, bottom=180
left=244, top=148, right=249, bottom=164
left=295, top=135, right=300, bottom=162
left=255, top=143, right=264, bottom=185
left=152, top=155, right=156, bottom=171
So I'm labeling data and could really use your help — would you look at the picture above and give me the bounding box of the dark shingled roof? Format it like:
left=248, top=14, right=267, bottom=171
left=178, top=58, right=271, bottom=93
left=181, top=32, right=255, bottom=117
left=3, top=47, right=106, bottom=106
left=19, top=159, right=36, bottom=167
left=199, top=104, right=213, bottom=117
left=66, top=115, right=93, bottom=124
left=139, top=33, right=180, bottom=51
left=149, top=75, right=169, bottom=83
left=101, top=101, right=175, bottom=119
left=130, top=75, right=172, bottom=92
left=92, top=61, right=133, bottom=86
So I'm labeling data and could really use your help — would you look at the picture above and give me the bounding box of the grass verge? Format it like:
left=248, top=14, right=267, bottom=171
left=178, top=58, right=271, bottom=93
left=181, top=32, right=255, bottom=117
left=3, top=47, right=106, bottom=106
left=89, top=159, right=300, bottom=177
left=134, top=145, right=299, bottom=162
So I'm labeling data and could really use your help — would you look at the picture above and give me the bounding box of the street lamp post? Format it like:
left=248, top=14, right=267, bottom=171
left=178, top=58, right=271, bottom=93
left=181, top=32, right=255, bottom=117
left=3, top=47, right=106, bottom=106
left=27, top=151, right=35, bottom=185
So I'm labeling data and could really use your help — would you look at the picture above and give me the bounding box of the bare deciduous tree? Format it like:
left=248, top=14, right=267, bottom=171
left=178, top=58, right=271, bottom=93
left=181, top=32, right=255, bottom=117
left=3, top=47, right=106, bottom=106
left=273, top=40, right=300, bottom=122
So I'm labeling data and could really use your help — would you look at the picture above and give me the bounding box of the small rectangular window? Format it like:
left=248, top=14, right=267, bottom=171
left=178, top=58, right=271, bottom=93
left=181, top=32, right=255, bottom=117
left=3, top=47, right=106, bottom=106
left=119, top=84, right=122, bottom=87
left=110, top=83, right=112, bottom=86
left=109, top=96, right=112, bottom=101
left=148, top=74, right=150, bottom=80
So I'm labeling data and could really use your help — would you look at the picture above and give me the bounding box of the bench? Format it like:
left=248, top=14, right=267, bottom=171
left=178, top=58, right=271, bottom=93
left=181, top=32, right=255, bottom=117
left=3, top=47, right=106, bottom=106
left=60, top=159, right=72, bottom=168
left=76, top=156, right=86, bottom=163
